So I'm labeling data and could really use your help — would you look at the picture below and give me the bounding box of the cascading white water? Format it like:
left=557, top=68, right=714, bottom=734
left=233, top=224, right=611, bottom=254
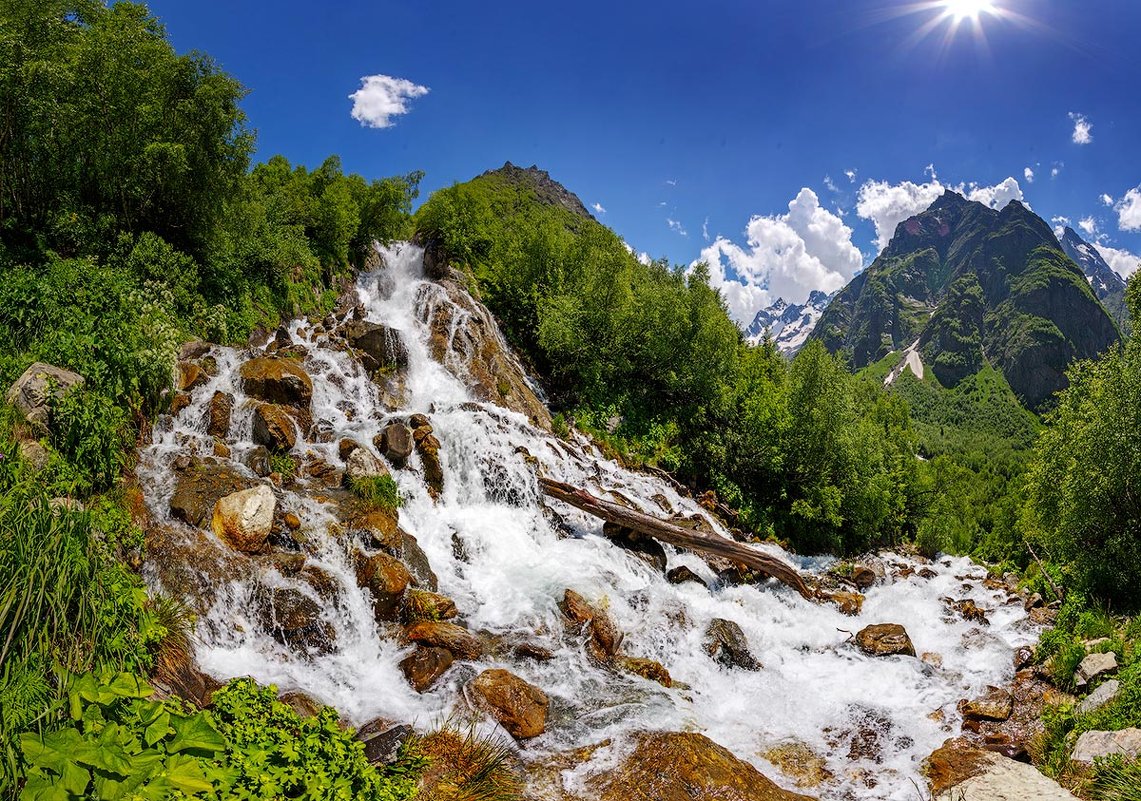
left=139, top=242, right=1039, bottom=800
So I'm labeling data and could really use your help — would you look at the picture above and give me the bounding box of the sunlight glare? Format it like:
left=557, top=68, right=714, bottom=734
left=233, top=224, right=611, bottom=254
left=943, top=0, right=997, bottom=21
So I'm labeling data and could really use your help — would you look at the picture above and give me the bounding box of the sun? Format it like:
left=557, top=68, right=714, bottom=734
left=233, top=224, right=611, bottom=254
left=942, top=0, right=998, bottom=21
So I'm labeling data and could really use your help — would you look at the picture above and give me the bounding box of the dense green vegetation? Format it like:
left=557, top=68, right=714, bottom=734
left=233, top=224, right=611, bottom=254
left=416, top=170, right=920, bottom=554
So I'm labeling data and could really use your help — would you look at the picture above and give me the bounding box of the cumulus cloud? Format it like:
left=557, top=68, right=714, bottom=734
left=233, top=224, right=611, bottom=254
left=667, top=218, right=687, bottom=236
left=1024, top=167, right=1035, bottom=183
left=855, top=171, right=1026, bottom=252
left=1101, top=194, right=1114, bottom=206
left=1117, top=188, right=1141, bottom=231
left=1079, top=216, right=1098, bottom=236
left=845, top=169, right=858, bottom=183
left=592, top=202, right=606, bottom=214
left=1094, top=243, right=1141, bottom=278
left=1069, top=112, right=1093, bottom=145
left=1051, top=216, right=1071, bottom=239
left=349, top=74, right=429, bottom=128
left=824, top=175, right=840, bottom=194
left=695, top=188, right=863, bottom=325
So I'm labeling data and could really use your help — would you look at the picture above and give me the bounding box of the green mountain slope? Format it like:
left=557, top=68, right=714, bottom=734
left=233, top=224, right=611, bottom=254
left=812, top=191, right=1120, bottom=410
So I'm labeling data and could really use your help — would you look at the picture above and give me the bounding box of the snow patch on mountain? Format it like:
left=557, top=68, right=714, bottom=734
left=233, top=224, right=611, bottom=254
left=745, top=290, right=833, bottom=354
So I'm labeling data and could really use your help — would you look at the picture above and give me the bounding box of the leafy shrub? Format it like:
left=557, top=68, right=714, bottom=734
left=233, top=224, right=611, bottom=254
left=348, top=475, right=403, bottom=513
left=49, top=387, right=132, bottom=495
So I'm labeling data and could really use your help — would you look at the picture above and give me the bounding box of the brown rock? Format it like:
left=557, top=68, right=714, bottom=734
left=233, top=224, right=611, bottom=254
left=469, top=669, right=549, bottom=739
left=947, top=598, right=989, bottom=625
left=252, top=402, right=298, bottom=452
left=666, top=565, right=705, bottom=586
left=416, top=432, right=444, bottom=498
left=170, top=392, right=191, bottom=416
left=177, top=362, right=208, bottom=392
left=619, top=656, right=672, bottom=687
left=170, top=458, right=255, bottom=528
left=851, top=565, right=877, bottom=590
left=257, top=587, right=335, bottom=655
left=400, top=647, right=454, bottom=693
left=239, top=357, right=313, bottom=409
left=211, top=484, right=276, bottom=553
left=593, top=731, right=812, bottom=801
left=763, top=740, right=833, bottom=789
left=401, top=589, right=459, bottom=622
left=356, top=553, right=412, bottom=622
left=959, top=687, right=1014, bottom=722
left=704, top=618, right=762, bottom=670
left=561, top=589, right=622, bottom=662
left=855, top=623, right=916, bottom=657
left=341, top=320, right=409, bottom=372
left=279, top=690, right=323, bottom=718
left=205, top=391, right=233, bottom=438
left=405, top=621, right=482, bottom=660
left=338, top=438, right=360, bottom=461
left=376, top=423, right=415, bottom=467
left=283, top=512, right=302, bottom=530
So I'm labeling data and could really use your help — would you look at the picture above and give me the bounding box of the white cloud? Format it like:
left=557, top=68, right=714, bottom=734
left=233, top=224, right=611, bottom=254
left=1052, top=162, right=1064, bottom=179
left=1101, top=194, right=1114, bottom=206
left=592, top=202, right=606, bottom=214
left=702, top=217, right=710, bottom=241
left=1024, top=167, right=1035, bottom=183
left=845, top=169, right=858, bottom=183
left=1117, top=188, right=1141, bottom=231
left=1079, top=216, right=1097, bottom=236
left=1094, top=243, right=1141, bottom=278
left=667, top=218, right=687, bottom=236
left=666, top=179, right=678, bottom=187
left=695, top=187, right=863, bottom=325
left=856, top=171, right=1026, bottom=252
left=349, top=74, right=429, bottom=128
left=1069, top=112, right=1093, bottom=145
left=1051, top=215, right=1071, bottom=239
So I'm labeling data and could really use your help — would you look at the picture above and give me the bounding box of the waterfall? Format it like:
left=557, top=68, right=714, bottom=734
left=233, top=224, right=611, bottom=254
left=138, top=242, right=1039, bottom=800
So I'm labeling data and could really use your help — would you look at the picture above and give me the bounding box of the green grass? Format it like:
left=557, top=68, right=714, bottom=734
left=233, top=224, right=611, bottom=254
left=348, top=474, right=403, bottom=513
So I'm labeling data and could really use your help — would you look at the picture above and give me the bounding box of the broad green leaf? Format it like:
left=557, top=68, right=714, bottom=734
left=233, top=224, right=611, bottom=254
left=165, top=755, right=215, bottom=794
left=143, top=711, right=171, bottom=747
left=107, top=672, right=151, bottom=699
left=59, top=761, right=89, bottom=796
left=18, top=773, right=69, bottom=801
left=166, top=714, right=225, bottom=755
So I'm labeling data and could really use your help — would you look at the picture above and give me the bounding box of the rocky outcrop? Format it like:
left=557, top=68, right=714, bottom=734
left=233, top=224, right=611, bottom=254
left=703, top=618, right=761, bottom=671
left=855, top=623, right=916, bottom=657
left=924, top=740, right=1076, bottom=800
left=469, top=668, right=549, bottom=739
left=211, top=484, right=276, bottom=553
left=356, top=553, right=411, bottom=622
left=1071, top=728, right=1141, bottom=765
left=239, top=357, right=313, bottom=409
left=6, top=362, right=85, bottom=433
left=256, top=586, right=335, bottom=655
left=340, top=320, right=409, bottom=373
left=404, top=621, right=482, bottom=660
left=591, top=731, right=813, bottom=801
left=169, top=458, right=256, bottom=528
left=1074, top=651, right=1117, bottom=688
left=376, top=422, right=414, bottom=467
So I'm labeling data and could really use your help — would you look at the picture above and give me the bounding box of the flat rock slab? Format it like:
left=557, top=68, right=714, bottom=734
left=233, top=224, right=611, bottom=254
left=1078, top=679, right=1120, bottom=716
left=927, top=743, right=1077, bottom=801
left=1072, top=728, right=1141, bottom=765
left=1074, top=651, right=1117, bottom=688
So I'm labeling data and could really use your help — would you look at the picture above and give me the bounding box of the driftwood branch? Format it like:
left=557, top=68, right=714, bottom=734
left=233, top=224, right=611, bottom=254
left=539, top=477, right=813, bottom=600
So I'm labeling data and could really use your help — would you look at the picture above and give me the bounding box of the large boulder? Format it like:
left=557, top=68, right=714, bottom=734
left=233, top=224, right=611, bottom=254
left=469, top=669, right=549, bottom=739
left=344, top=447, right=391, bottom=484
left=6, top=362, right=85, bottom=433
left=399, top=647, right=453, bottom=693
left=252, top=402, right=298, bottom=452
left=591, top=731, right=812, bottom=801
left=211, top=484, right=276, bottom=553
left=239, top=357, right=312, bottom=409
left=1071, top=728, right=1141, bottom=765
left=376, top=423, right=414, bottom=467
left=924, top=740, right=1076, bottom=800
left=561, top=589, right=622, bottom=663
left=703, top=618, right=762, bottom=671
left=170, top=458, right=255, bottom=528
left=205, top=391, right=233, bottom=439
left=856, top=623, right=916, bottom=657
left=1074, top=651, right=1117, bottom=688
left=404, top=621, right=483, bottom=660
left=341, top=320, right=409, bottom=373
left=356, top=553, right=411, bottom=622
left=256, top=587, right=335, bottom=655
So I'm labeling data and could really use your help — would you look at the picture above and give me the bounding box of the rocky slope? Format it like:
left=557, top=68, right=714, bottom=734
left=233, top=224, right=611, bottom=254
left=745, top=291, right=833, bottom=354
left=810, top=191, right=1120, bottom=409
left=1058, top=226, right=1129, bottom=329
left=479, top=162, right=595, bottom=220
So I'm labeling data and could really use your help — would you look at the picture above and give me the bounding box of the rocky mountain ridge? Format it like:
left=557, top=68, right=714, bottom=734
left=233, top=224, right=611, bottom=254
left=745, top=290, right=834, bottom=354
left=1058, top=225, right=1130, bottom=329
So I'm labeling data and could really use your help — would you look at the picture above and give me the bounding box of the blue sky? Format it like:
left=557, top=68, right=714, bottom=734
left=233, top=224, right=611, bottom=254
left=148, top=0, right=1141, bottom=324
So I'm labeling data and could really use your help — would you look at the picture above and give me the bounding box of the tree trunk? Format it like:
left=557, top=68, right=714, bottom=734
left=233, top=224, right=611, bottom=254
left=539, top=477, right=814, bottom=600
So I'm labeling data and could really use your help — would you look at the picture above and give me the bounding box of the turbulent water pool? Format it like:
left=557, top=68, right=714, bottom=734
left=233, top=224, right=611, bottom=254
left=138, top=242, right=1039, bottom=800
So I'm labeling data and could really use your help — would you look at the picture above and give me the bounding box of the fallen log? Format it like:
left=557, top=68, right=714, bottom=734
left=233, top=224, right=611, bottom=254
left=539, top=477, right=814, bottom=601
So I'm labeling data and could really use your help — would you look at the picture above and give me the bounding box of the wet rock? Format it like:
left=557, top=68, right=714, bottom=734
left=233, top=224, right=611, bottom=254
left=283, top=512, right=301, bottom=530
left=851, top=565, right=877, bottom=590
left=401, top=589, right=458, bottom=622
left=356, top=553, right=411, bottom=622
left=1074, top=651, right=1117, bottom=688
left=404, top=621, right=483, bottom=660
left=561, top=589, right=622, bottom=662
left=338, top=438, right=360, bottom=461
left=170, top=392, right=191, bottom=416
left=145, top=524, right=244, bottom=613
left=257, top=587, right=335, bottom=655
left=469, top=668, right=549, bottom=739
left=268, top=552, right=306, bottom=576
left=918, top=567, right=938, bottom=580
left=763, top=741, right=833, bottom=789
left=1078, top=679, right=1120, bottom=715
left=399, top=647, right=454, bottom=693
left=239, top=356, right=313, bottom=409
left=361, top=724, right=414, bottom=765
left=177, top=362, right=208, bottom=392
left=1013, top=646, right=1034, bottom=671
left=666, top=565, right=705, bottom=586
left=947, top=598, right=990, bottom=625
left=300, top=565, right=340, bottom=601
left=344, top=447, right=391, bottom=484
left=1071, top=728, right=1141, bottom=765
left=922, top=652, right=944, bottom=669
left=924, top=739, right=1076, bottom=800
left=205, top=391, right=232, bottom=439
left=703, top=618, right=762, bottom=671
left=401, top=531, right=439, bottom=591
left=279, top=690, right=322, bottom=718
left=341, top=319, right=409, bottom=372
left=252, top=402, right=298, bottom=452
left=592, top=731, right=812, bottom=801
left=169, top=458, right=255, bottom=528
left=1024, top=592, right=1044, bottom=610
left=211, top=484, right=275, bottom=553
left=180, top=340, right=211, bottom=361
left=855, top=623, right=916, bottom=658
left=619, top=656, right=672, bottom=687
left=821, top=589, right=864, bottom=616
left=246, top=446, right=272, bottom=477
left=960, top=688, right=1013, bottom=722
left=376, top=423, right=414, bottom=467
left=415, top=431, right=444, bottom=498
left=603, top=522, right=668, bottom=573
left=6, top=362, right=85, bottom=433
left=151, top=645, right=222, bottom=709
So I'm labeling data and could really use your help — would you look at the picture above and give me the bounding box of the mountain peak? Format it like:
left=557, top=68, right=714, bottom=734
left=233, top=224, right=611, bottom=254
left=1057, top=224, right=1128, bottom=321
left=745, top=291, right=834, bottom=354
left=480, top=162, right=593, bottom=219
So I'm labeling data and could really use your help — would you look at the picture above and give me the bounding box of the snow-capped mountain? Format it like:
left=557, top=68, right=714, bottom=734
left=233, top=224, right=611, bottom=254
left=745, top=290, right=833, bottom=354
left=1058, top=226, right=1126, bottom=301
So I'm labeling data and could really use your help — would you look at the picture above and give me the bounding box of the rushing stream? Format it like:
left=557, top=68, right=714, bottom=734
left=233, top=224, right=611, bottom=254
left=139, top=242, right=1039, bottom=800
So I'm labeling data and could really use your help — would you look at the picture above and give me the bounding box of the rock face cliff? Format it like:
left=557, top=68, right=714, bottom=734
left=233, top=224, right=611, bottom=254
left=1058, top=225, right=1130, bottom=330
left=811, top=191, right=1119, bottom=409
left=744, top=291, right=833, bottom=355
